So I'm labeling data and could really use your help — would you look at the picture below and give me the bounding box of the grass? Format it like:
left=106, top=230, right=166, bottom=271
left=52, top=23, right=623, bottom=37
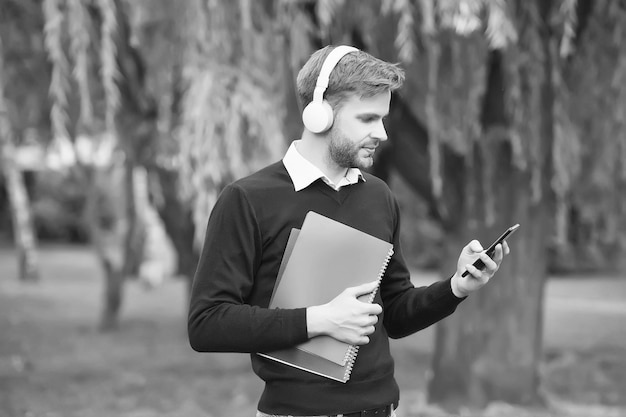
left=0, top=244, right=625, bottom=417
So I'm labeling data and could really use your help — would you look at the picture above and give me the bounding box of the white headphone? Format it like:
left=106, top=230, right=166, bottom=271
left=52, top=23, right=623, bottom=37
left=302, top=45, right=359, bottom=134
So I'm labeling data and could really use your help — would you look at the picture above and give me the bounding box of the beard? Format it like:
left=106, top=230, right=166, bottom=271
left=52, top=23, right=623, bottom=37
left=328, top=127, right=374, bottom=170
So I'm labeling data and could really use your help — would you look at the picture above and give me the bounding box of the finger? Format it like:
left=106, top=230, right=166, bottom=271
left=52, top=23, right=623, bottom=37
left=494, top=243, right=503, bottom=259
left=362, top=302, right=382, bottom=316
left=491, top=244, right=504, bottom=264
left=363, top=325, right=376, bottom=336
left=465, top=263, right=483, bottom=278
left=479, top=251, right=498, bottom=270
left=347, top=280, right=380, bottom=297
left=502, top=240, right=510, bottom=255
left=359, top=315, right=379, bottom=327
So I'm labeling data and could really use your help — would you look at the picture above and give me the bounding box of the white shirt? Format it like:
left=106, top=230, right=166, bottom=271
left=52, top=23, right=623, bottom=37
left=282, top=141, right=365, bottom=192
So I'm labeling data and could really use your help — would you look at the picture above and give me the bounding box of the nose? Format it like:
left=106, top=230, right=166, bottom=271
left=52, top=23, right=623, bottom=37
left=372, top=119, right=388, bottom=141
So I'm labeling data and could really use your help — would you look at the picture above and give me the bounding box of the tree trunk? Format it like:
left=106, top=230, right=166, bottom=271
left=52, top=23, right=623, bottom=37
left=0, top=139, right=40, bottom=282
left=428, top=140, right=551, bottom=409
left=80, top=164, right=129, bottom=331
left=100, top=256, right=125, bottom=330
left=0, top=39, right=40, bottom=282
left=149, top=164, right=197, bottom=295
left=427, top=3, right=556, bottom=405
left=88, top=0, right=151, bottom=330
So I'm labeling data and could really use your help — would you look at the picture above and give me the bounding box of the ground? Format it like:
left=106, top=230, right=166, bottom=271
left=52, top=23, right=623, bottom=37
left=1, top=245, right=625, bottom=417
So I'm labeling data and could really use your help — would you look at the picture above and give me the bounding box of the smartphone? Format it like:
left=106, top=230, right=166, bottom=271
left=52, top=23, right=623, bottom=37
left=461, top=224, right=520, bottom=277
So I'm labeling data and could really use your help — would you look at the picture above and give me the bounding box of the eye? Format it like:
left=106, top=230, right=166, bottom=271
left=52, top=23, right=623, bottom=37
left=360, top=115, right=379, bottom=123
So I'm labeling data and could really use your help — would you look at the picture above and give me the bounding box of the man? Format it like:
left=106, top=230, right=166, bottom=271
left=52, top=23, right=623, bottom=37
left=188, top=45, right=510, bottom=417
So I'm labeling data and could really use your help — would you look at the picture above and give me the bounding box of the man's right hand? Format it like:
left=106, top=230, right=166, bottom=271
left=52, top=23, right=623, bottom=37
left=306, top=280, right=383, bottom=345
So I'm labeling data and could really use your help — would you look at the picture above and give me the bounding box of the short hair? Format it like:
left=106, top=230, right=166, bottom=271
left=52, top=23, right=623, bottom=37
left=296, top=45, right=405, bottom=111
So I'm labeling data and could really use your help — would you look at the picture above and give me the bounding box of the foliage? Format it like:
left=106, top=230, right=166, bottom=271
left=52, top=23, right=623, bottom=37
left=170, top=0, right=288, bottom=245
left=559, top=1, right=626, bottom=259
left=67, top=0, right=94, bottom=126
left=0, top=0, right=51, bottom=141
left=5, top=0, right=624, bottom=265
left=177, top=67, right=286, bottom=246
left=315, top=0, right=625, bottom=265
left=43, top=0, right=71, bottom=140
left=96, top=0, right=120, bottom=133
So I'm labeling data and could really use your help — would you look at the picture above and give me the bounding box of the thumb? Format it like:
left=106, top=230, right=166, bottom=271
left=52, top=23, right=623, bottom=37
left=346, top=280, right=380, bottom=297
left=466, top=239, right=484, bottom=254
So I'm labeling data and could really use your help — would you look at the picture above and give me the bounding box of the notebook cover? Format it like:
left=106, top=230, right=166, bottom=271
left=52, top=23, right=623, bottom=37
left=267, top=211, right=393, bottom=371
left=269, top=228, right=300, bottom=306
left=257, top=347, right=353, bottom=383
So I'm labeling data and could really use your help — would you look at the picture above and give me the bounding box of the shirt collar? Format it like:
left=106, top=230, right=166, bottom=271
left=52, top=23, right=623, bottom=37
left=282, top=140, right=365, bottom=192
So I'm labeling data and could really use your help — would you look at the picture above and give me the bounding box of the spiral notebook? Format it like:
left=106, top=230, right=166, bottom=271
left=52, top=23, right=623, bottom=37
left=259, top=211, right=394, bottom=382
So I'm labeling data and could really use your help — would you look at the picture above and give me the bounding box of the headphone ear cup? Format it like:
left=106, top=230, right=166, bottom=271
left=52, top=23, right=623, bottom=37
left=302, top=100, right=334, bottom=133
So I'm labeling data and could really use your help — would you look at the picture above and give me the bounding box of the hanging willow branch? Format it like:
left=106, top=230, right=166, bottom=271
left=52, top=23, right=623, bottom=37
left=559, top=0, right=578, bottom=58
left=438, top=0, right=482, bottom=36
left=552, top=67, right=581, bottom=201
left=614, top=8, right=626, bottom=182
left=395, top=0, right=417, bottom=63
left=317, top=0, right=346, bottom=35
left=484, top=0, right=518, bottom=50
left=380, top=0, right=417, bottom=63
left=67, top=0, right=93, bottom=126
left=96, top=0, right=120, bottom=132
left=425, top=41, right=442, bottom=201
left=43, top=0, right=70, bottom=140
left=416, top=0, right=444, bottom=203
left=177, top=66, right=286, bottom=247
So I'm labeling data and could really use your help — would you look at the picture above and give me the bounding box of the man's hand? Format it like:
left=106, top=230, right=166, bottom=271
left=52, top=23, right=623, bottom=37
left=451, top=239, right=510, bottom=298
left=306, top=280, right=383, bottom=346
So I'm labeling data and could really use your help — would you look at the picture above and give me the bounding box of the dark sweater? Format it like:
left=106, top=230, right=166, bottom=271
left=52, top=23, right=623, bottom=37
left=188, top=161, right=463, bottom=416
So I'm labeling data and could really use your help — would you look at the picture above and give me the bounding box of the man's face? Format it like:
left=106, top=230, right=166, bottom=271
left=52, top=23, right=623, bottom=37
left=327, top=91, right=390, bottom=170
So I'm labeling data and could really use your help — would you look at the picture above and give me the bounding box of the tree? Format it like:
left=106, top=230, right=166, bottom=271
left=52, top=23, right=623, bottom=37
left=0, top=0, right=52, bottom=282
left=348, top=0, right=624, bottom=410
left=298, top=0, right=625, bottom=410
left=0, top=38, right=40, bottom=282
left=16, top=0, right=625, bottom=401
left=425, top=0, right=626, bottom=409
left=37, top=0, right=292, bottom=328
left=123, top=0, right=290, bottom=289
left=554, top=0, right=626, bottom=273
left=41, top=0, right=151, bottom=329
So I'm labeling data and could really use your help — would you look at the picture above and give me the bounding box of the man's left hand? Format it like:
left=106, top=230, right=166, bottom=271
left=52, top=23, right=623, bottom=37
left=451, top=239, right=510, bottom=298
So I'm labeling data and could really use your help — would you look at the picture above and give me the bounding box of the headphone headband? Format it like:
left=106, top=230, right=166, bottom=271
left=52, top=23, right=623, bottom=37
left=312, top=45, right=358, bottom=103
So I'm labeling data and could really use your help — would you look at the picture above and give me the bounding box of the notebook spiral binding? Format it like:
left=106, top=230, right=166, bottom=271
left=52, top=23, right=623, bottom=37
left=341, top=247, right=394, bottom=382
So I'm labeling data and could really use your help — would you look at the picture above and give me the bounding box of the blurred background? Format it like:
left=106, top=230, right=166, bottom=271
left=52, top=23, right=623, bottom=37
left=0, top=0, right=625, bottom=416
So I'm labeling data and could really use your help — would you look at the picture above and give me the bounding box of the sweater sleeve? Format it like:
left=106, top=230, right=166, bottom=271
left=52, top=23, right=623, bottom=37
left=380, top=198, right=465, bottom=339
left=187, top=184, right=308, bottom=353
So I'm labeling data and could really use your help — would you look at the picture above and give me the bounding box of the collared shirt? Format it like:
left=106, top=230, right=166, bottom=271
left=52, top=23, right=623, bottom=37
left=282, top=140, right=365, bottom=192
